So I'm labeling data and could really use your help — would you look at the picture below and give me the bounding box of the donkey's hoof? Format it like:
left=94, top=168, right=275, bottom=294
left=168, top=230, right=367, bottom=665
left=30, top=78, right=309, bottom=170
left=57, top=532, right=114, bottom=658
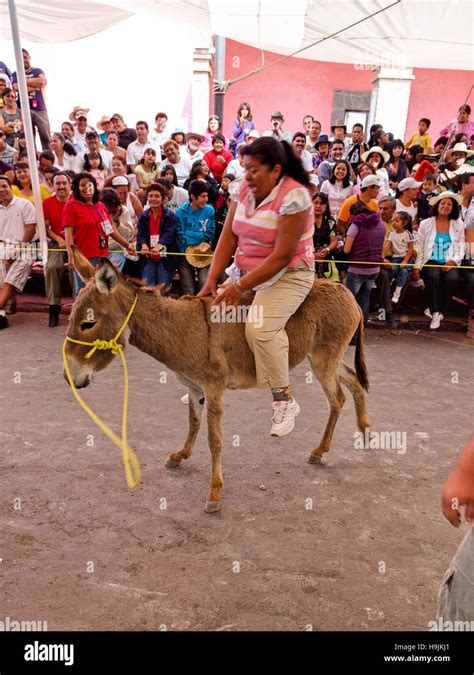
left=165, top=458, right=181, bottom=469
left=308, top=454, right=323, bottom=465
left=204, top=500, right=221, bottom=513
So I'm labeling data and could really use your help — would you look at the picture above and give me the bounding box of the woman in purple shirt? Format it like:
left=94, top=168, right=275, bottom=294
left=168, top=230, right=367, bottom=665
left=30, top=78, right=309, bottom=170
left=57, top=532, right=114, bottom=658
left=232, top=102, right=256, bottom=152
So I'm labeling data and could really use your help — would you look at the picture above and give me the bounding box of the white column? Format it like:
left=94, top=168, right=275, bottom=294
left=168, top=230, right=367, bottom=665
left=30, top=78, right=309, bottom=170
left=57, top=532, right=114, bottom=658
left=191, top=46, right=214, bottom=133
left=368, top=67, right=414, bottom=140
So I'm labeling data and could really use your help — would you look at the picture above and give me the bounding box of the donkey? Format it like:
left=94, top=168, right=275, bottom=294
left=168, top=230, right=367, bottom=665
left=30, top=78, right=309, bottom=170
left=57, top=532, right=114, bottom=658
left=64, top=247, right=370, bottom=512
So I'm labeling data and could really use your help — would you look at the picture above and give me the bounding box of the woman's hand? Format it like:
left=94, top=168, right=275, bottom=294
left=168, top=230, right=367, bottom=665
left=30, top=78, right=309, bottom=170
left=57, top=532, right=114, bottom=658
left=197, top=276, right=219, bottom=298
left=441, top=466, right=474, bottom=527
left=314, top=248, right=328, bottom=261
left=216, top=156, right=226, bottom=164
left=140, top=244, right=150, bottom=257
left=211, top=282, right=242, bottom=307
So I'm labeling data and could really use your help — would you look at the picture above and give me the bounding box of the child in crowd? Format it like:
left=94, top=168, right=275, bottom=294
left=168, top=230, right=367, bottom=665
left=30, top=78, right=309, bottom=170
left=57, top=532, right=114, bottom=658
left=405, top=118, right=433, bottom=151
left=135, top=148, right=160, bottom=191
left=417, top=173, right=439, bottom=221
left=383, top=211, right=415, bottom=304
left=84, top=151, right=105, bottom=191
left=215, top=173, right=235, bottom=211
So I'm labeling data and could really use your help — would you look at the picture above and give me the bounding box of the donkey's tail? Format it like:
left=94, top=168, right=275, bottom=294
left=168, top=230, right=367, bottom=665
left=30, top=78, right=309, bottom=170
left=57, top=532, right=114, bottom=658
left=354, top=310, right=369, bottom=392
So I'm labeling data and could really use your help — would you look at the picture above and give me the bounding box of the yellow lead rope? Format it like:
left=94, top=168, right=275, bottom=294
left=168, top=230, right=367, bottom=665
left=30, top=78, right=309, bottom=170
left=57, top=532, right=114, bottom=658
left=62, top=295, right=141, bottom=488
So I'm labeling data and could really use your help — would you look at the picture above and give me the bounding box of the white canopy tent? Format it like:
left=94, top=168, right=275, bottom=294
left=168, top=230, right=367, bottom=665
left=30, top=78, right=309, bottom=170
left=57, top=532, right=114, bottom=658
left=1, top=0, right=472, bottom=254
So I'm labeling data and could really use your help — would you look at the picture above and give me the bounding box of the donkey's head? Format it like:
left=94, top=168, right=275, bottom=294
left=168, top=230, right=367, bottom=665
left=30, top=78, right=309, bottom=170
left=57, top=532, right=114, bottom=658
left=63, top=247, right=135, bottom=388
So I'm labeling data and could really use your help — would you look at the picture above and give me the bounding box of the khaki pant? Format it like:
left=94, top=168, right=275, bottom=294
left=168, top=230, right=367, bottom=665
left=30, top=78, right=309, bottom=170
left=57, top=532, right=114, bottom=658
left=44, top=249, right=67, bottom=305
left=245, top=263, right=314, bottom=388
left=437, top=526, right=474, bottom=622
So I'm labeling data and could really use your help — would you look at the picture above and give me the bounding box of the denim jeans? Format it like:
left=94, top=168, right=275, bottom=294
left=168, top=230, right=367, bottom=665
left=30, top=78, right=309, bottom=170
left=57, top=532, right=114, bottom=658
left=345, top=271, right=378, bottom=320
left=73, top=256, right=100, bottom=295
left=179, top=259, right=209, bottom=295
left=108, top=251, right=126, bottom=271
left=141, top=258, right=174, bottom=290
left=390, top=256, right=412, bottom=289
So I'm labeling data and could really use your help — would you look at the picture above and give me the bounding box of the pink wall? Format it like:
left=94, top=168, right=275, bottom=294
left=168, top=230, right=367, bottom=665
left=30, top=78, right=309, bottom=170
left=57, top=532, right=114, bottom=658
left=218, top=39, right=473, bottom=144
left=407, top=68, right=473, bottom=143
left=221, top=40, right=372, bottom=138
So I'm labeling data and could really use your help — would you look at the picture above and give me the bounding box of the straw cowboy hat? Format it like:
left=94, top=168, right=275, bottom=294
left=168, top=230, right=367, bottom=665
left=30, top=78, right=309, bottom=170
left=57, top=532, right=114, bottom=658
left=361, top=146, right=390, bottom=164
left=69, top=106, right=90, bottom=121
left=185, top=131, right=205, bottom=143
left=428, top=191, right=464, bottom=207
left=446, top=142, right=474, bottom=158
left=185, top=242, right=213, bottom=268
left=96, top=115, right=112, bottom=130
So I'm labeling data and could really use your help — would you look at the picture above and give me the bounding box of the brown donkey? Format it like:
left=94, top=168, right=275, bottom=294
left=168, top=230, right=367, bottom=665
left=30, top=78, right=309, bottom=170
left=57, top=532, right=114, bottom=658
left=64, top=248, right=370, bottom=512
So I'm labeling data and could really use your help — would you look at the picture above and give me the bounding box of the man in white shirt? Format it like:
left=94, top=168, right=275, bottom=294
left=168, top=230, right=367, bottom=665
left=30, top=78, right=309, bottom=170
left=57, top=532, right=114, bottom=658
left=292, top=132, right=314, bottom=172
left=0, top=176, right=36, bottom=329
left=181, top=132, right=204, bottom=164
left=162, top=140, right=192, bottom=187
left=148, top=111, right=168, bottom=149
left=77, top=131, right=113, bottom=176
left=126, top=121, right=156, bottom=171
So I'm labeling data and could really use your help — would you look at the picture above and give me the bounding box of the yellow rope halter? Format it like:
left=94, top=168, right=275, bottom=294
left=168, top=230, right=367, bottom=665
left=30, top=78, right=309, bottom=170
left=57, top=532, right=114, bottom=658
left=62, top=294, right=141, bottom=488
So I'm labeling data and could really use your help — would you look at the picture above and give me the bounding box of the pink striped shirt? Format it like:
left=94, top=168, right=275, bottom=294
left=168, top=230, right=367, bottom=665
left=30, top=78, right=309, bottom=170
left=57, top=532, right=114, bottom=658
left=231, top=176, right=314, bottom=271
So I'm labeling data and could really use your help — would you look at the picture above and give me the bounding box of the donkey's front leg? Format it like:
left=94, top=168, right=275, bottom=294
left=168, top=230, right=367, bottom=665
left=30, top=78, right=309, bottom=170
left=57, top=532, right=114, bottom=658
left=204, top=389, right=225, bottom=513
left=166, top=387, right=205, bottom=468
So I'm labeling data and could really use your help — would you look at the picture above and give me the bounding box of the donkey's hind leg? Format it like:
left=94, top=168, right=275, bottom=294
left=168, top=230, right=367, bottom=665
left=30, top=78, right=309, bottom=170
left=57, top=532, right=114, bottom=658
left=338, top=361, right=370, bottom=433
left=307, top=353, right=346, bottom=465
left=166, top=385, right=205, bottom=468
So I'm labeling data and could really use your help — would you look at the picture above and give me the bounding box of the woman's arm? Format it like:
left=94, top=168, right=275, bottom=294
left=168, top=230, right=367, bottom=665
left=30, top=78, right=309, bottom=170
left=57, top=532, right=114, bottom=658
left=441, top=433, right=474, bottom=527
left=135, top=168, right=145, bottom=190
left=343, top=236, right=355, bottom=254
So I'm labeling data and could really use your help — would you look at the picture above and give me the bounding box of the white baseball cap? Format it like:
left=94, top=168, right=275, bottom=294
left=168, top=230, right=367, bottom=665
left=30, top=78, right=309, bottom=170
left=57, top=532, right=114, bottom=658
left=111, top=176, right=129, bottom=187
left=398, top=177, right=422, bottom=191
left=247, top=130, right=260, bottom=139
left=361, top=175, right=382, bottom=189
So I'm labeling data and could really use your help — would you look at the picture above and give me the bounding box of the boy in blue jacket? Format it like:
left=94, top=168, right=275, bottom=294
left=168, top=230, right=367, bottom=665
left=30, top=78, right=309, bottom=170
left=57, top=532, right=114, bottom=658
left=175, top=179, right=216, bottom=294
left=137, top=182, right=179, bottom=292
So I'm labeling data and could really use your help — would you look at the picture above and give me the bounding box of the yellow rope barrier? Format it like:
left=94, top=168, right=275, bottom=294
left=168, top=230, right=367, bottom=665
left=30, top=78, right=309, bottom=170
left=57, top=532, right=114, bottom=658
left=62, top=294, right=141, bottom=489
left=9, top=245, right=474, bottom=269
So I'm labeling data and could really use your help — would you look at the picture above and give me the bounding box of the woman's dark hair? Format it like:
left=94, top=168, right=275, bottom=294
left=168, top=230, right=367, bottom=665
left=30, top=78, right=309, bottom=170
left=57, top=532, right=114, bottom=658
left=1, top=87, right=15, bottom=100
left=84, top=151, right=104, bottom=171
left=458, top=104, right=471, bottom=115
left=188, top=159, right=207, bottom=182
left=12, top=161, right=30, bottom=189
left=139, top=147, right=157, bottom=169
left=394, top=210, right=413, bottom=233
left=161, top=164, right=178, bottom=186
left=373, top=129, right=386, bottom=147
left=369, top=124, right=383, bottom=147
left=387, top=139, right=405, bottom=162
left=329, top=160, right=351, bottom=187
left=454, top=132, right=468, bottom=145
left=145, top=182, right=167, bottom=199
left=52, top=132, right=77, bottom=157
left=156, top=177, right=172, bottom=192
left=106, top=130, right=119, bottom=139
left=312, top=191, right=332, bottom=223
left=241, top=138, right=311, bottom=188
left=430, top=196, right=460, bottom=220
left=61, top=120, right=74, bottom=135
left=207, top=114, right=222, bottom=133
left=71, top=172, right=99, bottom=203
left=189, top=179, right=209, bottom=198
left=100, top=187, right=121, bottom=210
left=349, top=200, right=375, bottom=216
left=212, top=133, right=226, bottom=145
left=237, top=102, right=253, bottom=121
left=405, top=144, right=423, bottom=170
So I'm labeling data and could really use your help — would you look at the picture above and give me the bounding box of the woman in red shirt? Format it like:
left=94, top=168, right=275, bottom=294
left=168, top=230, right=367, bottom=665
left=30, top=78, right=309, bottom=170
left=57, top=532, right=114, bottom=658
left=203, top=134, right=233, bottom=184
left=63, top=172, right=134, bottom=294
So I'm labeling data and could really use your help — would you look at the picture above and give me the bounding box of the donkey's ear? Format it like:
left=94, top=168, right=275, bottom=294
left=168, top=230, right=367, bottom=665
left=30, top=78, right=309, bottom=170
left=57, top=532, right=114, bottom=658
left=72, top=245, right=95, bottom=282
left=95, top=257, right=120, bottom=294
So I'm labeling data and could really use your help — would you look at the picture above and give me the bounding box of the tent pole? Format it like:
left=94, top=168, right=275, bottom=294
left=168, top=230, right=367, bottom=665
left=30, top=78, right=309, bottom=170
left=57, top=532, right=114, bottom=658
left=7, top=0, right=48, bottom=263
left=213, top=35, right=226, bottom=122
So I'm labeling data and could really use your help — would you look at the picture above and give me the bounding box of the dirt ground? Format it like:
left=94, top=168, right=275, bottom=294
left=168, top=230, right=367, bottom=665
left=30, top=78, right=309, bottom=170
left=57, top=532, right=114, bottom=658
left=0, top=312, right=472, bottom=631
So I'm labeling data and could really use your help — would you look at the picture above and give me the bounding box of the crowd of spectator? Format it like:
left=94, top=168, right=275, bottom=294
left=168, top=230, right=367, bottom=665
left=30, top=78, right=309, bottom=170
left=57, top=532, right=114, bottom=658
left=0, top=50, right=473, bottom=336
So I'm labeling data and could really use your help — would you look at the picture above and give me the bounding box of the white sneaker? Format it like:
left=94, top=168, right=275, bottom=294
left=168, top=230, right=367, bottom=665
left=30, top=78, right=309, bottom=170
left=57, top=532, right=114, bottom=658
left=180, top=393, right=189, bottom=405
left=430, top=312, right=443, bottom=330
left=391, top=287, right=402, bottom=303
left=270, top=398, right=300, bottom=437
left=424, top=307, right=432, bottom=319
